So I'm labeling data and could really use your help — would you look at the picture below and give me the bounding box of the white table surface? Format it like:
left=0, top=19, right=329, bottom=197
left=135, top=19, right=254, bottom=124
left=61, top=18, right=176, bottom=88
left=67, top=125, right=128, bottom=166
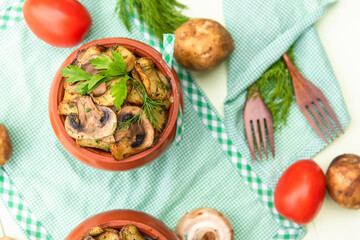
left=1, top=0, right=360, bottom=239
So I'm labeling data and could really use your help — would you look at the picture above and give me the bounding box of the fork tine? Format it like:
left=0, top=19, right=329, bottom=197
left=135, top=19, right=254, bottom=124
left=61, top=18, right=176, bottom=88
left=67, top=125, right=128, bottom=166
left=259, top=119, right=268, bottom=160
left=318, top=97, right=344, bottom=133
left=266, top=118, right=275, bottom=158
left=308, top=104, right=333, bottom=141
left=244, top=119, right=256, bottom=161
left=253, top=120, right=263, bottom=161
left=300, top=106, right=328, bottom=143
left=314, top=101, right=338, bottom=137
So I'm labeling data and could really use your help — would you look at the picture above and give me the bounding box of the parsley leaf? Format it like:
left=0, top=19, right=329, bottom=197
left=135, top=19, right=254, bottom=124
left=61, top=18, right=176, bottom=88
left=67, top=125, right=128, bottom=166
left=98, top=51, right=127, bottom=77
left=74, top=81, right=89, bottom=95
left=88, top=75, right=105, bottom=90
left=61, top=65, right=92, bottom=83
left=89, top=54, right=112, bottom=69
left=111, top=75, right=129, bottom=108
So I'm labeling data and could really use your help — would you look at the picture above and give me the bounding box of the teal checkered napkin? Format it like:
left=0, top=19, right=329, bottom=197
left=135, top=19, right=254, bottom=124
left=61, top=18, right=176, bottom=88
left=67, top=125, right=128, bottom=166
left=0, top=1, right=307, bottom=240
left=223, top=0, right=350, bottom=187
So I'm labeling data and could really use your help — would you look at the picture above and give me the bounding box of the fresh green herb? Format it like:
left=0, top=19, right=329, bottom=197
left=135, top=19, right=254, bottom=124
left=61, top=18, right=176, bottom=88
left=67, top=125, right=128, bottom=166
left=249, top=46, right=295, bottom=129
left=61, top=51, right=128, bottom=109
left=61, top=65, right=92, bottom=83
left=115, top=0, right=190, bottom=40
left=94, top=139, right=100, bottom=144
left=111, top=75, right=130, bottom=108
left=117, top=112, right=141, bottom=130
left=131, top=78, right=164, bottom=129
left=86, top=108, right=92, bottom=113
left=91, top=51, right=127, bottom=77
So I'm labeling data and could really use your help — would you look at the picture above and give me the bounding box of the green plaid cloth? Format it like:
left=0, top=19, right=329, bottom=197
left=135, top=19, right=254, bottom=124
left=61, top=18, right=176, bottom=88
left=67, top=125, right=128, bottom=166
left=0, top=0, right=348, bottom=239
left=223, top=0, right=350, bottom=188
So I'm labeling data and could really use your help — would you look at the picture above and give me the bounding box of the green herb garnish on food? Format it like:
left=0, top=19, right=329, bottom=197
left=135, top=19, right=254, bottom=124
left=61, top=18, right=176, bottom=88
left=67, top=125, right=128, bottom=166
left=61, top=51, right=129, bottom=109
left=115, top=0, right=190, bottom=40
left=249, top=46, right=296, bottom=129
left=111, top=75, right=130, bottom=109
left=116, top=77, right=164, bottom=130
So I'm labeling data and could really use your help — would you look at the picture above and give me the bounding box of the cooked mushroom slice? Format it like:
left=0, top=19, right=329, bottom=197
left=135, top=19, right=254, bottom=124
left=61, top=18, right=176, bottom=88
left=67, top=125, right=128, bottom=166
left=65, top=96, right=117, bottom=140
left=92, top=82, right=107, bottom=97
left=91, top=78, right=124, bottom=106
left=105, top=45, right=136, bottom=72
left=97, top=231, right=120, bottom=240
left=135, top=58, right=169, bottom=101
left=58, top=101, right=78, bottom=115
left=110, top=106, right=155, bottom=160
left=175, top=208, right=234, bottom=240
left=120, top=225, right=146, bottom=240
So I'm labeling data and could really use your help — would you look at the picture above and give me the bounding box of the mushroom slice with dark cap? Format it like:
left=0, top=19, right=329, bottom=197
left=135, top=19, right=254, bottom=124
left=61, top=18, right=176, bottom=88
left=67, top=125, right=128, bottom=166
left=175, top=208, right=234, bottom=240
left=64, top=96, right=117, bottom=140
left=110, top=106, right=155, bottom=161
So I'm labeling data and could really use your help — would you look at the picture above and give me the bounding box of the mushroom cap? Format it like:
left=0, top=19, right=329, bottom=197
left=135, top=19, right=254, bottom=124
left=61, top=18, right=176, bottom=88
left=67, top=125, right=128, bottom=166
left=175, top=208, right=234, bottom=240
left=116, top=106, right=154, bottom=149
left=65, top=96, right=117, bottom=140
left=111, top=106, right=155, bottom=161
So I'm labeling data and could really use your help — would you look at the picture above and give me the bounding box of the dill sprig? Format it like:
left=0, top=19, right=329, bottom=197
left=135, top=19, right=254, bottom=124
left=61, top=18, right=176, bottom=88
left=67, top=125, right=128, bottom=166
left=117, top=78, right=164, bottom=130
left=249, top=46, right=296, bottom=129
left=115, top=0, right=190, bottom=40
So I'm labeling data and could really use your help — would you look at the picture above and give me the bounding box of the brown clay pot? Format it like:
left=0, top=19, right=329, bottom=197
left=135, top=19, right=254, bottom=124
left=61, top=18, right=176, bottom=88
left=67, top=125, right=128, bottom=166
left=65, top=209, right=178, bottom=240
left=49, top=38, right=184, bottom=171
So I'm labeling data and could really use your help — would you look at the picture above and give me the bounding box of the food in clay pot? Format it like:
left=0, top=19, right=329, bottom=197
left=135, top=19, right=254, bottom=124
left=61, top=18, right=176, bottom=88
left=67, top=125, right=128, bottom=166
left=83, top=225, right=147, bottom=240
left=175, top=207, right=234, bottom=240
left=326, top=154, right=360, bottom=209
left=58, top=44, right=172, bottom=161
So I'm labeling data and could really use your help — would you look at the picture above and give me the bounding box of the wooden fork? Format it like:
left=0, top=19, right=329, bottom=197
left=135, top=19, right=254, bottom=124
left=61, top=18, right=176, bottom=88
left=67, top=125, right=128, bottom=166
left=243, top=85, right=275, bottom=161
left=282, top=53, right=344, bottom=143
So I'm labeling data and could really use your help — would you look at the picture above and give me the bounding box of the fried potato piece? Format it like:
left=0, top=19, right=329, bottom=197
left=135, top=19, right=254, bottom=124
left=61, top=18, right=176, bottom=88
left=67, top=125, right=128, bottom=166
left=76, top=139, right=111, bottom=152
left=153, top=108, right=167, bottom=132
left=58, top=101, right=78, bottom=115
left=126, top=70, right=144, bottom=105
left=63, top=90, right=81, bottom=102
left=88, top=226, right=104, bottom=236
left=105, top=45, right=136, bottom=72
left=120, top=225, right=146, bottom=240
left=110, top=138, right=140, bottom=161
left=135, top=58, right=169, bottom=101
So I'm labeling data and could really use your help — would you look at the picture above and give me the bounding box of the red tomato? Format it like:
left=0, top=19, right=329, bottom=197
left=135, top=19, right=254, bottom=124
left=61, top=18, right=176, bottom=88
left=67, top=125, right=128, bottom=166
left=23, top=0, right=92, bottom=47
left=274, top=160, right=326, bottom=225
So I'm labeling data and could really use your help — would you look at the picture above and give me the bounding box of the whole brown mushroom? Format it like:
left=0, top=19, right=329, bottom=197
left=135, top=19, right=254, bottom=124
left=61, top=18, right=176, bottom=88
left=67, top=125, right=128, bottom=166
left=0, top=123, right=12, bottom=167
left=326, top=154, right=360, bottom=209
left=174, top=18, right=235, bottom=71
